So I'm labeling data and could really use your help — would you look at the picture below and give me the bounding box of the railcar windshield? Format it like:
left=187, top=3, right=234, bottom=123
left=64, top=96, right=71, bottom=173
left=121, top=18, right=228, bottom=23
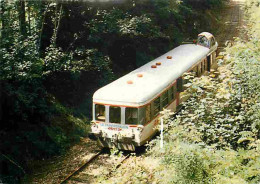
left=95, top=104, right=105, bottom=122
left=125, top=108, right=138, bottom=125
left=197, top=36, right=210, bottom=48
left=109, top=106, right=121, bottom=124
left=210, top=37, right=216, bottom=47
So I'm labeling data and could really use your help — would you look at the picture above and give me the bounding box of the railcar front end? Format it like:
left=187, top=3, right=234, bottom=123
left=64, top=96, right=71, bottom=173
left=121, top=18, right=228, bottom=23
left=91, top=104, right=158, bottom=151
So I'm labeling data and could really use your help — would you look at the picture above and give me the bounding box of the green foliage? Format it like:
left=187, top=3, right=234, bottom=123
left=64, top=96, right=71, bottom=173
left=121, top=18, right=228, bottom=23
left=0, top=1, right=92, bottom=181
left=163, top=143, right=213, bottom=184
left=0, top=34, right=48, bottom=121
left=146, top=114, right=260, bottom=183
left=118, top=14, right=162, bottom=38
left=73, top=48, right=114, bottom=84
left=44, top=45, right=71, bottom=73
left=45, top=115, right=90, bottom=150
left=183, top=0, right=226, bottom=9
left=86, top=8, right=123, bottom=43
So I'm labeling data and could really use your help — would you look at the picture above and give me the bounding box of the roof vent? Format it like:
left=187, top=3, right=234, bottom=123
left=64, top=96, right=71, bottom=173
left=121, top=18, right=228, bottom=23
left=167, top=56, right=172, bottom=59
left=127, top=80, right=133, bottom=84
left=156, top=62, right=161, bottom=66
left=151, top=65, right=157, bottom=68
left=137, top=74, right=143, bottom=77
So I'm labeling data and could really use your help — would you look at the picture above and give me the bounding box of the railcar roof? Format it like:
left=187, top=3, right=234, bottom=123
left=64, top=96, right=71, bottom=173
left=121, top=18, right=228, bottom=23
left=93, top=44, right=209, bottom=106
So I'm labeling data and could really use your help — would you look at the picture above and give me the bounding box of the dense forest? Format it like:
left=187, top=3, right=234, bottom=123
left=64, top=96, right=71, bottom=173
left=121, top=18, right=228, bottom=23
left=1, top=0, right=227, bottom=182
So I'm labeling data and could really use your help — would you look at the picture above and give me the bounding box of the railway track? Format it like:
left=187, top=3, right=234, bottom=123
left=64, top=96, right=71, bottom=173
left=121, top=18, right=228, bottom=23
left=60, top=148, right=131, bottom=184
left=216, top=0, right=244, bottom=51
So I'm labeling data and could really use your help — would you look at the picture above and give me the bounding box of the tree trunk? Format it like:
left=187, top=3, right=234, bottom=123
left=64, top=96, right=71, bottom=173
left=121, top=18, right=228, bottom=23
left=52, top=3, right=63, bottom=47
left=19, top=0, right=26, bottom=37
left=28, top=5, right=31, bottom=35
left=38, top=3, right=50, bottom=54
left=0, top=1, right=6, bottom=40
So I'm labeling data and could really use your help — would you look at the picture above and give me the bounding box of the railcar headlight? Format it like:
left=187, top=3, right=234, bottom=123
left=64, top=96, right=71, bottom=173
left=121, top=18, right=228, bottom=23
left=91, top=121, right=96, bottom=127
left=137, top=125, right=144, bottom=132
left=102, top=132, right=107, bottom=137
left=91, top=122, right=98, bottom=129
left=118, top=133, right=122, bottom=139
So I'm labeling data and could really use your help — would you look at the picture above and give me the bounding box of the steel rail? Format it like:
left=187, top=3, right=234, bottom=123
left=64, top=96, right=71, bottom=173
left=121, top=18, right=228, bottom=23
left=60, top=149, right=103, bottom=184
left=106, top=153, right=131, bottom=178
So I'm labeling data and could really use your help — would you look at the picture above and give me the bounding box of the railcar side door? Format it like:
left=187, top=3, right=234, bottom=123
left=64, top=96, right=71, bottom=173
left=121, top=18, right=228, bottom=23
left=207, top=55, right=211, bottom=71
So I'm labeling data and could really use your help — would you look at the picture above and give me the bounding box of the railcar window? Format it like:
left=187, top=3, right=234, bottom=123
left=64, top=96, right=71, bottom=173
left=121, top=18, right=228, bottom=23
left=192, top=66, right=198, bottom=77
left=177, top=77, right=183, bottom=92
left=125, top=108, right=138, bottom=125
left=146, top=104, right=151, bottom=123
left=109, top=106, right=121, bottom=124
left=95, top=104, right=105, bottom=122
left=197, top=65, right=201, bottom=76
left=198, top=36, right=209, bottom=48
left=138, top=107, right=146, bottom=125
left=161, top=91, right=168, bottom=108
left=168, top=86, right=174, bottom=101
left=153, top=97, right=160, bottom=116
left=173, top=84, right=177, bottom=100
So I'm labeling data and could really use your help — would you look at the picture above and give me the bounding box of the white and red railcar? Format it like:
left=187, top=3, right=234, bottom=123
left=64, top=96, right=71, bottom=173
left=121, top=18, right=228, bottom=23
left=90, top=32, right=218, bottom=151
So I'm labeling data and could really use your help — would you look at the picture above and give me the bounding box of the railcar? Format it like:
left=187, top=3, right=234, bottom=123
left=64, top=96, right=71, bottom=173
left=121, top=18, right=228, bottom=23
left=90, top=32, right=218, bottom=151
